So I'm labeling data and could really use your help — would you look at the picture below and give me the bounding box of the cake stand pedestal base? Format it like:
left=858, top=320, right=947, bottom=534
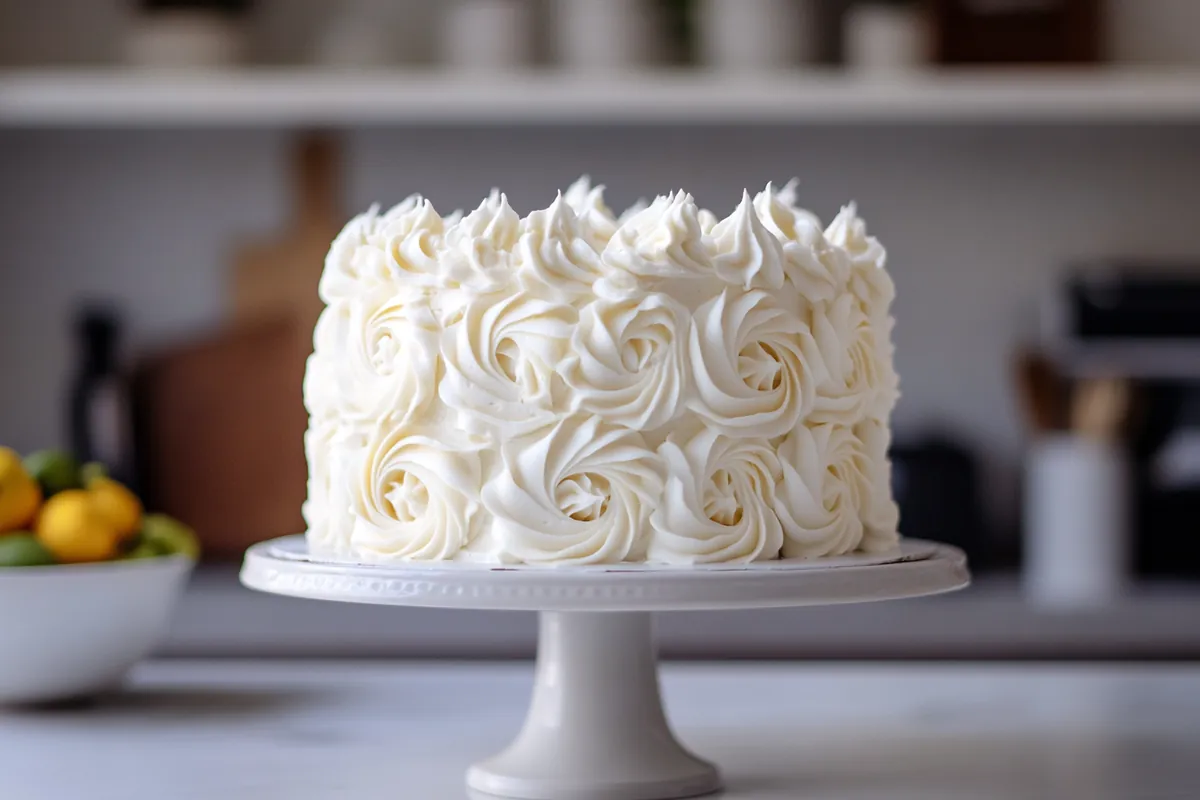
left=468, top=611, right=719, bottom=800
left=241, top=536, right=969, bottom=800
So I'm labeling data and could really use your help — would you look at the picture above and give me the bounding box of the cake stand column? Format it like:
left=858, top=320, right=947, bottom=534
left=467, top=611, right=721, bottom=800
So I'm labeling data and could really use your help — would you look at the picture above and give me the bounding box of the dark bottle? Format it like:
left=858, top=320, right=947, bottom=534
left=69, top=306, right=133, bottom=488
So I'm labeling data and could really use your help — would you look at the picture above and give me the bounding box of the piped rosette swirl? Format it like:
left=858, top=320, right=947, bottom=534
left=305, top=178, right=900, bottom=564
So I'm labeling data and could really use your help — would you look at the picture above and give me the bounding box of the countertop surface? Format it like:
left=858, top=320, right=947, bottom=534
left=2, top=660, right=1199, bottom=799
left=166, top=568, right=1200, bottom=660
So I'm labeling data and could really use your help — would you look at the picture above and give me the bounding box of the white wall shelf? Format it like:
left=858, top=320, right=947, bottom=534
left=3, top=68, right=1200, bottom=127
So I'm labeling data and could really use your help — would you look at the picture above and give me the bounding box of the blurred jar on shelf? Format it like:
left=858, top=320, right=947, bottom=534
left=552, top=0, right=665, bottom=71
left=927, top=0, right=1101, bottom=64
left=844, top=2, right=929, bottom=73
left=696, top=0, right=818, bottom=70
left=1109, top=0, right=1200, bottom=65
left=442, top=0, right=536, bottom=71
left=124, top=0, right=251, bottom=68
left=314, top=0, right=401, bottom=67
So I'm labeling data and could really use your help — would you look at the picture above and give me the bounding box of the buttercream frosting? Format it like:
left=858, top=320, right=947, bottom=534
left=304, top=178, right=901, bottom=565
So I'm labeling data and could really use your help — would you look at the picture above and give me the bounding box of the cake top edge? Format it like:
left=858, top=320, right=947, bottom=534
left=319, top=176, right=884, bottom=304
left=332, top=176, right=874, bottom=251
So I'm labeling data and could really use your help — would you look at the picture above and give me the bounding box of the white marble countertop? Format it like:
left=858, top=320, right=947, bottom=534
left=3, top=660, right=1199, bottom=799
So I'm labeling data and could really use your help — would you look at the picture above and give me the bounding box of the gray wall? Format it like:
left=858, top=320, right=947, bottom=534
left=3, top=124, right=1200, bottom=539
left=3, top=0, right=1199, bottom=541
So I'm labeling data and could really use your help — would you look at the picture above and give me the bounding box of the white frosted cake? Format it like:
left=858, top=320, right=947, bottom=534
left=303, top=178, right=899, bottom=566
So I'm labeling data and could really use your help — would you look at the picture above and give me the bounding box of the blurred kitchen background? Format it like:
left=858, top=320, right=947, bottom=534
left=2, top=0, right=1199, bottom=659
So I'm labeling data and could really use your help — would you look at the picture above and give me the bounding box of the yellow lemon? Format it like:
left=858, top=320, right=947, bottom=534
left=36, top=490, right=121, bottom=563
left=87, top=477, right=143, bottom=540
left=0, top=447, right=42, bottom=533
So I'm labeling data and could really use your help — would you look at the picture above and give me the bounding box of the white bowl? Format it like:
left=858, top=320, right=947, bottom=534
left=0, top=555, right=193, bottom=704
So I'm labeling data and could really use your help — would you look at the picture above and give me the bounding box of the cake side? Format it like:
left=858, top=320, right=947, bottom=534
left=303, top=178, right=899, bottom=565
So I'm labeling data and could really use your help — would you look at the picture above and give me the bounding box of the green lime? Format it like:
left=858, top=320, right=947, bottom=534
left=139, top=514, right=200, bottom=560
left=0, top=532, right=57, bottom=567
left=22, top=450, right=82, bottom=497
left=124, top=540, right=168, bottom=560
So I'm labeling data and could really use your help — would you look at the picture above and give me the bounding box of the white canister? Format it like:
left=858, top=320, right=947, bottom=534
left=552, top=0, right=662, bottom=71
left=1023, top=435, right=1130, bottom=611
left=442, top=0, right=536, bottom=71
left=696, top=0, right=817, bottom=70
left=124, top=10, right=246, bottom=68
left=843, top=3, right=927, bottom=73
left=314, top=0, right=399, bottom=67
left=1109, top=0, right=1200, bottom=65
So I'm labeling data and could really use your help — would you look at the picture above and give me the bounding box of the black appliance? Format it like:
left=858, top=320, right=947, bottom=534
left=891, top=434, right=991, bottom=571
left=1055, top=266, right=1200, bottom=579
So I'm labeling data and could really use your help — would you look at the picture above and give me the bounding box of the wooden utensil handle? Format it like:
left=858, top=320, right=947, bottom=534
left=294, top=132, right=341, bottom=228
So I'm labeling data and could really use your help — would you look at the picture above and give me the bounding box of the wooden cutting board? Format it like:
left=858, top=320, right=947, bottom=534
left=230, top=133, right=342, bottom=336
left=132, top=320, right=309, bottom=559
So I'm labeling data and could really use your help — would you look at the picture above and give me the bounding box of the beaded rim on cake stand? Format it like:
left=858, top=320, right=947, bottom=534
left=241, top=535, right=969, bottom=800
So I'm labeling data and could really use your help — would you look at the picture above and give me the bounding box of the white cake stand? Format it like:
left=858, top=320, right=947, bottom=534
left=241, top=536, right=968, bottom=800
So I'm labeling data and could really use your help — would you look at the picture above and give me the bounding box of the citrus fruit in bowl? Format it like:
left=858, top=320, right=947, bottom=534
left=0, top=448, right=200, bottom=704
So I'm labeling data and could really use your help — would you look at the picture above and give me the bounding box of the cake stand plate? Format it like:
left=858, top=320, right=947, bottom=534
left=241, top=537, right=968, bottom=800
